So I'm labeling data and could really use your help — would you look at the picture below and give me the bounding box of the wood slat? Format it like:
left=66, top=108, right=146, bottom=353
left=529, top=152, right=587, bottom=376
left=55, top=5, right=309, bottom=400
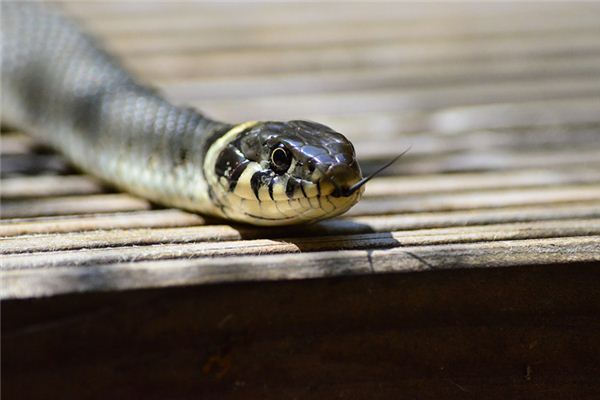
left=353, top=123, right=600, bottom=157
left=159, top=58, right=600, bottom=100
left=1, top=175, right=106, bottom=199
left=124, top=34, right=600, bottom=79
left=364, top=167, right=600, bottom=197
left=69, top=3, right=600, bottom=34
left=3, top=236, right=599, bottom=298
left=349, top=184, right=600, bottom=216
left=1, top=201, right=598, bottom=239
left=0, top=194, right=151, bottom=219
left=429, top=98, right=600, bottom=133
left=99, top=17, right=600, bottom=55
left=308, top=103, right=600, bottom=138
left=3, top=221, right=600, bottom=270
left=192, top=77, right=600, bottom=121
left=1, top=218, right=598, bottom=256
left=369, top=148, right=600, bottom=176
left=0, top=209, right=206, bottom=237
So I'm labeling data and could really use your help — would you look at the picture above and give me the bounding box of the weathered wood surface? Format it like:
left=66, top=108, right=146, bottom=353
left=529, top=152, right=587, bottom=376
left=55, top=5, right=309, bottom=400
left=2, top=2, right=600, bottom=399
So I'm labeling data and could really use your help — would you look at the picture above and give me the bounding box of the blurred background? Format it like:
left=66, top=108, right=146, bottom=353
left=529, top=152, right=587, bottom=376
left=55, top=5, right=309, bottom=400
left=59, top=1, right=600, bottom=179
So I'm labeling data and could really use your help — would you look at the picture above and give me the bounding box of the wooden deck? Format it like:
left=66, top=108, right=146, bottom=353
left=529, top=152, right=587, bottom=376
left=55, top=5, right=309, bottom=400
left=2, top=2, right=600, bottom=399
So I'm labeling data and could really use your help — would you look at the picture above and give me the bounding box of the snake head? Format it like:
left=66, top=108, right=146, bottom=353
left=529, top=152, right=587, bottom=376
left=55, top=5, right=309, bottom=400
left=205, top=120, right=364, bottom=225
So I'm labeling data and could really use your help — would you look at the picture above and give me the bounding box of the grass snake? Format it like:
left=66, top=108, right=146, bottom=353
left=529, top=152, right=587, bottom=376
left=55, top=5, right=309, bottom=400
left=1, top=3, right=379, bottom=226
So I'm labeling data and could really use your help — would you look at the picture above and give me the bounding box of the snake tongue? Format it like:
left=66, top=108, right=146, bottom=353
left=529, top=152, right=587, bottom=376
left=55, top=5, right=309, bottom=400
left=337, top=148, right=411, bottom=197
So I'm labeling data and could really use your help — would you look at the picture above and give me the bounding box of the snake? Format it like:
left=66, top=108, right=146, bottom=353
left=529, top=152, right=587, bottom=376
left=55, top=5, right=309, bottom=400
left=2, top=3, right=394, bottom=226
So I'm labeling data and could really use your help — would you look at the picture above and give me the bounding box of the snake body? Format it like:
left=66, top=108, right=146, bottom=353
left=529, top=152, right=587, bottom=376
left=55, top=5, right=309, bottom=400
left=1, top=3, right=364, bottom=225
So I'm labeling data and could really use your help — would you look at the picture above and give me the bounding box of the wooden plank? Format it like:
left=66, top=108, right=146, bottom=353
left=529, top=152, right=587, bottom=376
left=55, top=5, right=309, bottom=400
left=429, top=98, right=600, bottom=133
left=349, top=184, right=600, bottom=216
left=363, top=167, right=600, bottom=197
left=159, top=59, right=600, bottom=100
left=0, top=209, right=206, bottom=237
left=2, top=201, right=598, bottom=239
left=68, top=3, right=600, bottom=33
left=192, top=78, right=600, bottom=121
left=2, top=236, right=598, bottom=298
left=338, top=202, right=600, bottom=233
left=1, top=218, right=597, bottom=256
left=310, top=104, right=600, bottom=138
left=123, top=34, right=600, bottom=79
left=73, top=4, right=471, bottom=31
left=366, top=148, right=600, bottom=176
left=99, top=18, right=600, bottom=55
left=1, top=175, right=106, bottom=199
left=352, top=123, right=600, bottom=158
left=2, top=219, right=598, bottom=269
left=0, top=194, right=151, bottom=219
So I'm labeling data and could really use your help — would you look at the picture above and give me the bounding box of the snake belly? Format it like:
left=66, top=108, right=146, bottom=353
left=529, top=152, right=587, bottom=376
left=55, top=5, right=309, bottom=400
left=1, top=3, right=365, bottom=226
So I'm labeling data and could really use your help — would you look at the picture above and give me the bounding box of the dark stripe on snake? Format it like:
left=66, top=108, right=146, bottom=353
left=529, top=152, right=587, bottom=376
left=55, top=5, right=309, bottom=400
left=286, top=177, right=299, bottom=199
left=300, top=181, right=308, bottom=198
left=228, top=160, right=250, bottom=192
left=250, top=171, right=270, bottom=200
left=268, top=178, right=275, bottom=200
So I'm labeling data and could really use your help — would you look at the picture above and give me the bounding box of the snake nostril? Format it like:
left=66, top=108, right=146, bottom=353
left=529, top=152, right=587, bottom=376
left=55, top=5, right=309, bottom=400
left=326, top=164, right=361, bottom=193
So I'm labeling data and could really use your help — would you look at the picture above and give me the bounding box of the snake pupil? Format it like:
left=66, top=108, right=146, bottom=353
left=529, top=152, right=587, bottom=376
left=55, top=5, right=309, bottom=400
left=270, top=145, right=292, bottom=174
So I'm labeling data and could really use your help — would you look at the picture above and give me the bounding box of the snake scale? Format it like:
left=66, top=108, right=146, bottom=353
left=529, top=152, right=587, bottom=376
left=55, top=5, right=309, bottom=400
left=1, top=3, right=379, bottom=226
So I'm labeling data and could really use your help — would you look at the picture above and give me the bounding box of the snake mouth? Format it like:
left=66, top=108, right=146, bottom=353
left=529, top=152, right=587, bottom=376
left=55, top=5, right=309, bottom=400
left=217, top=172, right=364, bottom=225
left=236, top=188, right=363, bottom=225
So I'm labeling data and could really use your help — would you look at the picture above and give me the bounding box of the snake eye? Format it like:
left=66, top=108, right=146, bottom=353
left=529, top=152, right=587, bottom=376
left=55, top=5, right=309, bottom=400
left=270, top=144, right=292, bottom=174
